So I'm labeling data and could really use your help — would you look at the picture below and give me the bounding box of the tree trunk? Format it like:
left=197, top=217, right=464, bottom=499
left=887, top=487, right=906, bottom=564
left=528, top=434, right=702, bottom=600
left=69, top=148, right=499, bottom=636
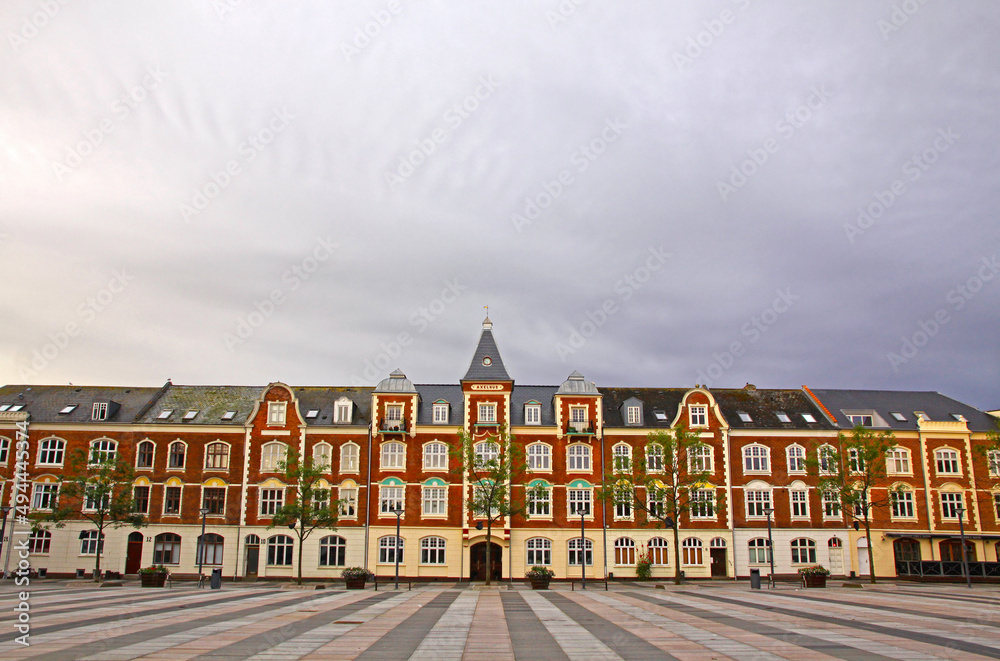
left=864, top=521, right=877, bottom=584
left=672, top=523, right=681, bottom=585
left=484, top=523, right=493, bottom=586
left=297, top=528, right=304, bottom=585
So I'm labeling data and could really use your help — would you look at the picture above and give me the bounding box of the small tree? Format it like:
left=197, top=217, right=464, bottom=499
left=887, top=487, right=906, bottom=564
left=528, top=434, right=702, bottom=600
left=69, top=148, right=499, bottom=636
left=454, top=426, right=536, bottom=586
left=598, top=426, right=714, bottom=585
left=34, top=446, right=144, bottom=581
left=808, top=426, right=898, bottom=584
left=269, top=448, right=339, bottom=585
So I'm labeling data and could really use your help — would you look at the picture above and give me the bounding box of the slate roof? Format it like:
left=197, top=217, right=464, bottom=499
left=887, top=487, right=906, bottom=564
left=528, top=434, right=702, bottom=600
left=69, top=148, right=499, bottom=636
left=0, top=384, right=162, bottom=424
left=713, top=387, right=836, bottom=431
left=415, top=384, right=464, bottom=425
left=462, top=325, right=511, bottom=381
left=294, top=386, right=372, bottom=426
left=600, top=388, right=688, bottom=428
left=511, top=385, right=559, bottom=426
left=809, top=389, right=998, bottom=432
left=134, top=384, right=265, bottom=425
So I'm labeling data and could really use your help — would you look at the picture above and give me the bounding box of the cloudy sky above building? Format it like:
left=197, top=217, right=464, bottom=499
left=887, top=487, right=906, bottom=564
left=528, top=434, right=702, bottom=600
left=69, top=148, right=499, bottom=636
left=2, top=1, right=998, bottom=409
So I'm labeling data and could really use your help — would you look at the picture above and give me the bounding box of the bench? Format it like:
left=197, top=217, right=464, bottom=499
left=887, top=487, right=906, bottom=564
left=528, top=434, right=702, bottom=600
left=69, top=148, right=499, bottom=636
left=166, top=573, right=205, bottom=588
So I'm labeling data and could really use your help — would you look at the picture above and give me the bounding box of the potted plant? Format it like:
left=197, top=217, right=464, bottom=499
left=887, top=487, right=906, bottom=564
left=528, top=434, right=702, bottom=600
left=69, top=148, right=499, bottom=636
left=341, top=567, right=373, bottom=589
left=526, top=566, right=555, bottom=589
left=798, top=565, right=830, bottom=588
left=138, top=565, right=168, bottom=587
left=635, top=552, right=652, bottom=581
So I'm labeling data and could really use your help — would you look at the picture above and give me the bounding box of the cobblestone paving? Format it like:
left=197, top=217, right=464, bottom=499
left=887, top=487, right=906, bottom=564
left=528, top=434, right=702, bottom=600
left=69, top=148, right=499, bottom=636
left=3, top=581, right=1000, bottom=660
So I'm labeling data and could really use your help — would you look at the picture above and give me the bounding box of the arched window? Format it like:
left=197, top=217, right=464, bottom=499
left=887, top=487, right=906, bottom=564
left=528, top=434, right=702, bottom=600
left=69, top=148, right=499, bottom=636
left=818, top=444, right=837, bottom=474
left=891, top=486, right=915, bottom=518
left=786, top=445, right=805, bottom=473
left=340, top=442, right=359, bottom=472
left=646, top=443, right=664, bottom=471
left=886, top=446, right=911, bottom=474
left=474, top=442, right=499, bottom=466
left=567, top=444, right=591, bottom=471
left=682, top=538, right=703, bottom=565
left=319, top=535, right=347, bottom=566
left=168, top=441, right=186, bottom=469
left=748, top=538, right=771, bottom=564
left=261, top=442, right=286, bottom=471
left=423, top=442, right=448, bottom=470
left=37, top=438, right=66, bottom=466
left=339, top=482, right=358, bottom=518
left=526, top=538, right=552, bottom=565
left=267, top=535, right=294, bottom=565
left=568, top=538, right=593, bottom=566
left=135, top=440, right=154, bottom=468
left=614, top=537, right=636, bottom=565
left=378, top=535, right=403, bottom=564
left=790, top=538, right=816, bottom=564
left=197, top=533, right=224, bottom=565
left=312, top=442, right=332, bottom=469
left=613, top=482, right=633, bottom=519
left=742, top=445, right=769, bottom=473
left=205, top=442, right=229, bottom=469
left=893, top=538, right=920, bottom=564
left=28, top=529, right=51, bottom=554
left=381, top=442, right=405, bottom=470
left=935, top=448, right=960, bottom=475
left=89, top=439, right=117, bottom=465
left=527, top=443, right=551, bottom=471
left=688, top=444, right=712, bottom=473
left=420, top=536, right=446, bottom=564
left=710, top=537, right=727, bottom=548
left=828, top=537, right=843, bottom=548
left=648, top=537, right=669, bottom=566
left=153, top=533, right=181, bottom=564
left=613, top=444, right=632, bottom=472
left=80, top=530, right=104, bottom=555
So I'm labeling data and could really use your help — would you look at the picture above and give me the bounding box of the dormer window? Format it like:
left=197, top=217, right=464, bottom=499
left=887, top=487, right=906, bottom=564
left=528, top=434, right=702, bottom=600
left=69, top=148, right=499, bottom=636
left=433, top=402, right=449, bottom=424
left=267, top=401, right=287, bottom=426
left=776, top=412, right=791, bottom=423
left=626, top=406, right=641, bottom=425
left=157, top=410, right=173, bottom=420
left=335, top=397, right=353, bottom=424
left=59, top=405, right=77, bottom=414
left=92, top=402, right=108, bottom=421
left=689, top=405, right=707, bottom=427
left=525, top=402, right=541, bottom=425
left=848, top=414, right=874, bottom=427
left=569, top=406, right=588, bottom=432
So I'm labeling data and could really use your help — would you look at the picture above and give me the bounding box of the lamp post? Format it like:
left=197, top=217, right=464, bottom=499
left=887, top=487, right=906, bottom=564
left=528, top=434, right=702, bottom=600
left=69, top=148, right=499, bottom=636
left=390, top=505, right=404, bottom=589
left=198, top=508, right=209, bottom=586
left=0, top=506, right=11, bottom=579
left=575, top=503, right=588, bottom=589
left=956, top=504, right=971, bottom=589
left=763, top=507, right=776, bottom=589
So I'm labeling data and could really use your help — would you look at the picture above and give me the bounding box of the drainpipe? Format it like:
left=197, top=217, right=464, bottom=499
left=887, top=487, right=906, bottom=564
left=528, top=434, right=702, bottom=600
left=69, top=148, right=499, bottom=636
left=364, top=410, right=373, bottom=571
left=600, top=428, right=607, bottom=582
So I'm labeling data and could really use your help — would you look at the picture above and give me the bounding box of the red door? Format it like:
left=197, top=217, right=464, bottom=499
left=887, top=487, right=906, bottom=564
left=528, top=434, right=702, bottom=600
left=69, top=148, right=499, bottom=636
left=125, top=532, right=143, bottom=574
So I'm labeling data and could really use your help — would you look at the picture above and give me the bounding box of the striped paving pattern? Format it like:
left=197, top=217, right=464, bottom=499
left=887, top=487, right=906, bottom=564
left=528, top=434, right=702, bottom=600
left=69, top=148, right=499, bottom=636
left=2, top=582, right=1000, bottom=660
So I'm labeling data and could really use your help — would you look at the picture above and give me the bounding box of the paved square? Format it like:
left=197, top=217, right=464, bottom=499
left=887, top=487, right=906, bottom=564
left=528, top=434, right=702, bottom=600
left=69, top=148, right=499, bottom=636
left=3, top=580, right=1000, bottom=660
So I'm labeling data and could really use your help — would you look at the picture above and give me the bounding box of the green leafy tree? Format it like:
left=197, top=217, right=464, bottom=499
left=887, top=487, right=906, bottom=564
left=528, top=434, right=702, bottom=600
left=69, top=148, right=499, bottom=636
left=598, top=426, right=714, bottom=585
left=34, top=446, right=144, bottom=581
left=807, top=426, right=898, bottom=584
left=269, top=447, right=340, bottom=585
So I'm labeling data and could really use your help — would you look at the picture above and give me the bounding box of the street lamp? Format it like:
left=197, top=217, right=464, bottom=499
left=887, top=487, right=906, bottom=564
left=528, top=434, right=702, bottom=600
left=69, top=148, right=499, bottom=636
left=956, top=504, right=971, bottom=589
left=390, top=505, right=404, bottom=589
left=573, top=503, right=589, bottom=589
left=763, top=507, right=776, bottom=589
left=0, top=506, right=11, bottom=579
left=198, top=508, right=209, bottom=587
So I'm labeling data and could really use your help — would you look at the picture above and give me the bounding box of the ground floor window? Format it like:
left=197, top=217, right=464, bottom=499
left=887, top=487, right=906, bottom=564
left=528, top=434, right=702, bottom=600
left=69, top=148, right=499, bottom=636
left=197, top=533, right=224, bottom=565
left=379, top=536, right=403, bottom=564
left=648, top=537, right=669, bottom=565
left=28, top=529, right=51, bottom=554
left=319, top=536, right=347, bottom=567
left=153, top=533, right=180, bottom=564
left=790, top=538, right=816, bottom=564
left=614, top=537, right=636, bottom=565
left=526, top=538, right=551, bottom=566
left=421, top=536, right=446, bottom=564
left=748, top=538, right=771, bottom=564
left=267, top=535, right=294, bottom=566
left=682, top=538, right=703, bottom=565
left=568, top=538, right=593, bottom=566
left=893, top=538, right=920, bottom=563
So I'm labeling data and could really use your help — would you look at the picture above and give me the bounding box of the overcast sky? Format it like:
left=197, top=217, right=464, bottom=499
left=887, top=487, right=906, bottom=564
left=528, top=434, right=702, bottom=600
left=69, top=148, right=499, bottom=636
left=2, top=1, right=997, bottom=410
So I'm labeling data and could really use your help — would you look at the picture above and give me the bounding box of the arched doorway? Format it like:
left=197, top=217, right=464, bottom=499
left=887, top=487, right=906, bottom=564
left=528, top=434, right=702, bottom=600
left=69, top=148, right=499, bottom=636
left=470, top=542, right=502, bottom=581
left=828, top=537, right=844, bottom=575
left=709, top=537, right=727, bottom=577
left=124, top=532, right=143, bottom=574
left=940, top=539, right=976, bottom=562
left=245, top=534, right=261, bottom=578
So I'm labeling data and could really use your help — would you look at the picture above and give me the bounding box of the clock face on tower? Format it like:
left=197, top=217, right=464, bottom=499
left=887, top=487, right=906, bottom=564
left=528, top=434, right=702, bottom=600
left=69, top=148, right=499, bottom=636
left=482, top=357, right=492, bottom=366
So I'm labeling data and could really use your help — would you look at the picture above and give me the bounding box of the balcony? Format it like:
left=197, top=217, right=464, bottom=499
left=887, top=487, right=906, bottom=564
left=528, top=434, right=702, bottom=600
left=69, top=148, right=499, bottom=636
left=566, top=422, right=596, bottom=436
left=378, top=419, right=407, bottom=434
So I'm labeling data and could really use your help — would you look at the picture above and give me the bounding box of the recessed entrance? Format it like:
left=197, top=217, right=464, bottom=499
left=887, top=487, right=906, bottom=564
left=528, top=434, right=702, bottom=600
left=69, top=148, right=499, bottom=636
left=470, top=541, right=502, bottom=581
left=124, top=531, right=143, bottom=574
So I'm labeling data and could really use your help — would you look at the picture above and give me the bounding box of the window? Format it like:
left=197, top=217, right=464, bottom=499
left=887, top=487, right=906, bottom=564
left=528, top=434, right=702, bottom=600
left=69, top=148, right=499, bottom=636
left=567, top=489, right=592, bottom=516
left=92, top=402, right=108, bottom=421
left=614, top=538, right=636, bottom=565
left=80, top=530, right=104, bottom=555
left=474, top=442, right=499, bottom=466
left=743, top=445, right=770, bottom=473
left=525, top=404, right=541, bottom=425
left=848, top=414, right=874, bottom=427
left=528, top=444, right=551, bottom=471
left=737, top=412, right=752, bottom=423
left=647, top=485, right=666, bottom=520
left=689, top=445, right=712, bottom=473
left=790, top=538, right=816, bottom=564
left=569, top=406, right=588, bottom=432
left=936, top=449, right=960, bottom=475
left=567, top=444, right=591, bottom=471
left=801, top=413, right=817, bottom=423
left=203, top=487, right=226, bottom=515
left=305, top=409, right=319, bottom=419
left=848, top=448, right=865, bottom=473
left=89, top=439, right=117, bottom=465
left=267, top=535, right=293, bottom=565
left=84, top=488, right=110, bottom=512
left=422, top=486, right=447, bottom=515
left=183, top=410, right=198, bottom=421
left=312, top=443, right=332, bottom=470
left=689, top=405, right=707, bottom=427
left=319, top=535, right=347, bottom=566
left=472, top=486, right=499, bottom=518
left=134, top=441, right=154, bottom=468
left=32, top=483, right=59, bottom=510
left=267, top=401, right=287, bottom=425
left=776, top=412, right=791, bottom=423
left=526, top=538, right=551, bottom=565
left=787, top=446, right=805, bottom=473
left=818, top=445, right=836, bottom=474
left=335, top=399, right=353, bottom=424
left=340, top=443, right=359, bottom=472
left=790, top=490, right=808, bottom=518
left=690, top=489, right=715, bottom=518
left=37, top=438, right=65, bottom=466
left=625, top=405, right=641, bottom=425
left=133, top=485, right=149, bottom=514
left=0, top=437, right=9, bottom=464
left=153, top=533, right=180, bottom=564
left=260, top=488, right=283, bottom=516
left=421, top=537, right=446, bottom=564
left=941, top=492, right=964, bottom=520
left=59, top=404, right=77, bottom=414
left=613, top=444, right=631, bottom=472
left=527, top=486, right=551, bottom=516
left=168, top=441, right=186, bottom=469
left=28, top=529, right=51, bottom=554
left=380, top=485, right=404, bottom=514
left=822, top=491, right=841, bottom=518
left=748, top=538, right=771, bottom=564
left=384, top=404, right=403, bottom=427
left=892, top=489, right=915, bottom=518
left=379, top=536, right=403, bottom=564
left=432, top=402, right=449, bottom=424
left=648, top=537, right=669, bottom=565
left=646, top=444, right=664, bottom=472
left=164, top=486, right=182, bottom=514
left=568, top=538, right=593, bottom=566
left=381, top=442, right=405, bottom=470
left=478, top=403, right=496, bottom=424
left=423, top=442, right=448, bottom=470
left=614, top=485, right=633, bottom=519
left=339, top=485, right=357, bottom=517
left=190, top=534, right=223, bottom=566
left=989, top=451, right=1000, bottom=477
left=746, top=490, right=771, bottom=518
left=653, top=410, right=668, bottom=422
left=682, top=538, right=703, bottom=565
left=261, top=442, right=286, bottom=472
left=891, top=411, right=907, bottom=421
left=157, top=409, right=173, bottom=419
left=887, top=447, right=910, bottom=474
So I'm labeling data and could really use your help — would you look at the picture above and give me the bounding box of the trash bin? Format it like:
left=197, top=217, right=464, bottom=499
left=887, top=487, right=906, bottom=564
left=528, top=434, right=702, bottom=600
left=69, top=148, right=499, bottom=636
left=210, top=568, right=222, bottom=590
left=750, top=568, right=761, bottom=589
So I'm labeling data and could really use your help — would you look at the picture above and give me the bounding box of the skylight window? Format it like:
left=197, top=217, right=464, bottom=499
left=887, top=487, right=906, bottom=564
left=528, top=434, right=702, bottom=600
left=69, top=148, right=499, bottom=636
left=59, top=405, right=78, bottom=414
left=305, top=409, right=319, bottom=419
left=801, top=413, right=816, bottom=423
left=0, top=405, right=10, bottom=411
left=776, top=412, right=791, bottom=423
left=9, top=404, right=24, bottom=412
left=157, top=410, right=173, bottom=419
left=653, top=410, right=668, bottom=421
left=890, top=412, right=907, bottom=422
left=951, top=413, right=966, bottom=422
left=737, top=412, right=752, bottom=423
left=221, top=411, right=236, bottom=420
left=183, top=410, right=198, bottom=420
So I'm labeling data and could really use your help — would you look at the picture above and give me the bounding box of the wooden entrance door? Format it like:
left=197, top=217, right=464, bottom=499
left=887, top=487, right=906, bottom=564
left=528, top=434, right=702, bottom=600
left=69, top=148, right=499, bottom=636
left=245, top=545, right=259, bottom=577
left=710, top=548, right=727, bottom=577
left=470, top=542, right=502, bottom=581
left=124, top=532, right=143, bottom=574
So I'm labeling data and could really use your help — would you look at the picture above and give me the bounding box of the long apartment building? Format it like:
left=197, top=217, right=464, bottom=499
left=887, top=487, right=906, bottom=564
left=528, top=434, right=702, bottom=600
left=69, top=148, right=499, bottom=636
left=0, top=318, right=997, bottom=581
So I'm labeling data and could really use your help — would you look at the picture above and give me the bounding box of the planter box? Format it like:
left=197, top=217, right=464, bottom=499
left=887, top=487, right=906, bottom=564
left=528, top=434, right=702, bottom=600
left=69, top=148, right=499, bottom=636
left=802, top=575, right=827, bottom=588
left=529, top=578, right=551, bottom=590
left=140, top=573, right=168, bottom=588
left=344, top=578, right=367, bottom=590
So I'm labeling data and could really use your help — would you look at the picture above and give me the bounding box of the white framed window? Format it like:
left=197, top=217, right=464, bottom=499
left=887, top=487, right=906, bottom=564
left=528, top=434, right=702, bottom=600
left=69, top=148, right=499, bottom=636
left=776, top=411, right=791, bottom=423
left=567, top=488, right=592, bottom=517
left=478, top=403, right=497, bottom=424
left=384, top=404, right=403, bottom=426
left=614, top=537, right=636, bottom=565
left=891, top=489, right=915, bottom=518
left=647, top=485, right=667, bottom=520
left=163, top=485, right=182, bottom=515
left=423, top=442, right=448, bottom=470
left=988, top=450, right=1000, bottom=477
left=422, top=486, right=447, bottom=516
left=526, top=537, right=551, bottom=565
left=568, top=538, right=593, bottom=566
left=206, top=442, right=229, bottom=470
left=133, top=485, right=149, bottom=514
left=887, top=447, right=911, bottom=474
left=89, top=439, right=117, bottom=465
left=802, top=413, right=817, bottom=423
left=32, top=483, right=59, bottom=510
left=790, top=489, right=809, bottom=518
left=689, top=405, right=707, bottom=427
left=525, top=403, right=541, bottom=425
left=432, top=403, right=449, bottom=424
left=688, top=444, right=712, bottom=473
left=381, top=442, right=405, bottom=470
left=818, top=444, right=837, bottom=474
left=319, top=535, right=347, bottom=566
left=612, top=444, right=631, bottom=472
left=614, top=484, right=633, bottom=519
left=848, top=414, right=874, bottom=427
left=83, top=488, right=110, bottom=512
left=335, top=398, right=353, bottom=424
left=168, top=441, right=186, bottom=469
left=420, top=536, right=446, bottom=564
left=260, top=488, right=284, bottom=516
left=646, top=444, right=664, bottom=472
left=737, top=411, right=752, bottom=423
left=745, top=489, right=772, bottom=518
left=267, top=401, right=287, bottom=425
left=569, top=406, right=588, bottom=432
left=822, top=490, right=841, bottom=518
left=380, top=485, right=404, bottom=514
left=28, top=529, right=51, bottom=554
left=378, top=536, right=403, bottom=564
left=626, top=405, right=642, bottom=425
left=994, top=493, right=1000, bottom=518
left=92, top=402, right=108, bottom=421
left=153, top=533, right=179, bottom=564
left=267, top=535, right=294, bottom=565
left=690, top=489, right=715, bottom=519
left=527, top=486, right=551, bottom=517
left=37, top=438, right=65, bottom=466
left=474, top=441, right=499, bottom=466
left=848, top=448, right=865, bottom=474
left=0, top=437, right=10, bottom=464
left=339, top=485, right=358, bottom=518
left=261, top=442, right=286, bottom=472
left=748, top=538, right=771, bottom=564
left=80, top=531, right=104, bottom=556
left=527, top=443, right=551, bottom=471
left=743, top=445, right=770, bottom=473
left=196, top=534, right=225, bottom=565
left=472, top=485, right=500, bottom=519
left=935, top=449, right=961, bottom=475
left=340, top=442, right=360, bottom=473
left=786, top=445, right=805, bottom=473
left=202, top=486, right=226, bottom=515
left=682, top=538, right=703, bottom=565
left=567, top=444, right=591, bottom=471
left=941, top=492, right=964, bottom=520
left=648, top=537, right=669, bottom=565
left=791, top=538, right=817, bottom=564
left=312, top=442, right=332, bottom=470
